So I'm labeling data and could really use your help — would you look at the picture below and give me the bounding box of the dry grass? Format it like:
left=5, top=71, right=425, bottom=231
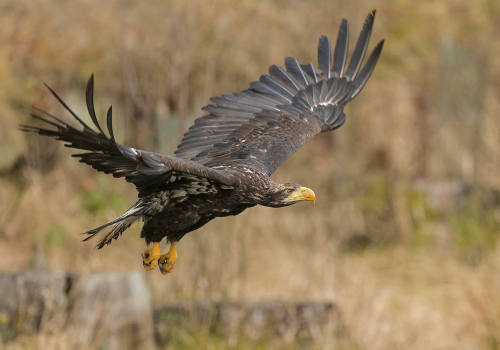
left=1, top=0, right=500, bottom=348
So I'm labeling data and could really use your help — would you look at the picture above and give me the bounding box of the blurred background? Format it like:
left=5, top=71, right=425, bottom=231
left=1, top=0, right=500, bottom=348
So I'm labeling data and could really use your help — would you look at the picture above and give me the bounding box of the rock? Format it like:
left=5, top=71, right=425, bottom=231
left=68, top=272, right=155, bottom=349
left=0, top=272, right=155, bottom=349
left=0, top=272, right=72, bottom=342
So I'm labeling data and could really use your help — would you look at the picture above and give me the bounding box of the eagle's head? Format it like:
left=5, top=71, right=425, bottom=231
left=263, top=182, right=316, bottom=208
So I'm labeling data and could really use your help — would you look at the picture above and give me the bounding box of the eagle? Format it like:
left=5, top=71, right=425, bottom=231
left=20, top=11, right=383, bottom=275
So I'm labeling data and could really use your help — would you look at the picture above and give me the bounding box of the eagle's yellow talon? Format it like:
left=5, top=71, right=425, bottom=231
left=158, top=242, right=178, bottom=275
left=142, top=242, right=161, bottom=271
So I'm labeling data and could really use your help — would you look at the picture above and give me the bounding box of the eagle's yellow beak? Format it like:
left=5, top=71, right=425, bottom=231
left=287, top=187, right=316, bottom=203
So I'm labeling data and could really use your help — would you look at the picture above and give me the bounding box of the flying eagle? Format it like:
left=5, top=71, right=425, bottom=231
left=20, top=11, right=383, bottom=275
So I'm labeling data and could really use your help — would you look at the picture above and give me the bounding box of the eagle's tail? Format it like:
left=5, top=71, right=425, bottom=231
left=82, top=200, right=144, bottom=249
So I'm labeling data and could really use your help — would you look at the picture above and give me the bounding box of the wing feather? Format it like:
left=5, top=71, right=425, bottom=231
left=346, top=10, right=376, bottom=79
left=318, top=36, right=332, bottom=78
left=284, top=57, right=311, bottom=88
left=268, top=65, right=301, bottom=91
left=300, top=64, right=319, bottom=83
left=333, top=19, right=349, bottom=77
left=352, top=39, right=384, bottom=98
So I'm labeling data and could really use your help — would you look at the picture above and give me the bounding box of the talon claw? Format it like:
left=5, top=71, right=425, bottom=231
left=142, top=242, right=161, bottom=271
left=158, top=242, right=178, bottom=275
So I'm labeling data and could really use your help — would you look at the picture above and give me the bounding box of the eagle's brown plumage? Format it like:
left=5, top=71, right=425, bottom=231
left=20, top=11, right=384, bottom=274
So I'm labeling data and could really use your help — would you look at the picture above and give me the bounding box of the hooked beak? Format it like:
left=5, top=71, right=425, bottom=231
left=287, top=187, right=316, bottom=204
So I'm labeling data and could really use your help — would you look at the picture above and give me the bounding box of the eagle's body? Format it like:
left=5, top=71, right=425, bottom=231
left=140, top=172, right=251, bottom=243
left=21, top=11, right=384, bottom=274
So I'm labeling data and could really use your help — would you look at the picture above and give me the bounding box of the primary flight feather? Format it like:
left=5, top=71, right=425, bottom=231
left=20, top=11, right=384, bottom=274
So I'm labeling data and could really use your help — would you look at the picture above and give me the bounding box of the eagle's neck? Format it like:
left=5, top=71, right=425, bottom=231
left=236, top=171, right=280, bottom=206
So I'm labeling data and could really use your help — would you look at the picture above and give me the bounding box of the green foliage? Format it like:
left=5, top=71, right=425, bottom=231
left=452, top=213, right=497, bottom=249
left=81, top=175, right=127, bottom=214
left=45, top=225, right=67, bottom=248
left=359, top=176, right=390, bottom=212
left=451, top=209, right=500, bottom=264
left=407, top=190, right=442, bottom=223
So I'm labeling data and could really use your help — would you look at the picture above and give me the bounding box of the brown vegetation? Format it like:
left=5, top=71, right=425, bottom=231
left=1, top=0, right=500, bottom=348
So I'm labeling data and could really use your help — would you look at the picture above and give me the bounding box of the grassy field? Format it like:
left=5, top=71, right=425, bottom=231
left=1, top=0, right=500, bottom=348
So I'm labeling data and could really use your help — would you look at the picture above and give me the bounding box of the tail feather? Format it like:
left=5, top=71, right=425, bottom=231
left=81, top=201, right=144, bottom=249
left=94, top=216, right=138, bottom=249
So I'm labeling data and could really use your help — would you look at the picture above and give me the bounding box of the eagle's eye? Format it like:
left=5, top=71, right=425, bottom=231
left=285, top=188, right=293, bottom=195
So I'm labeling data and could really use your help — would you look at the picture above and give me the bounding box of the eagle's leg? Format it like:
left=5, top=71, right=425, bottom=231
left=142, top=242, right=161, bottom=271
left=158, top=242, right=178, bottom=275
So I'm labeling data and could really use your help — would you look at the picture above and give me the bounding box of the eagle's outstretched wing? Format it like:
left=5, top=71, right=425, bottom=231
left=175, top=11, right=383, bottom=175
left=21, top=11, right=383, bottom=197
left=20, top=75, right=235, bottom=198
